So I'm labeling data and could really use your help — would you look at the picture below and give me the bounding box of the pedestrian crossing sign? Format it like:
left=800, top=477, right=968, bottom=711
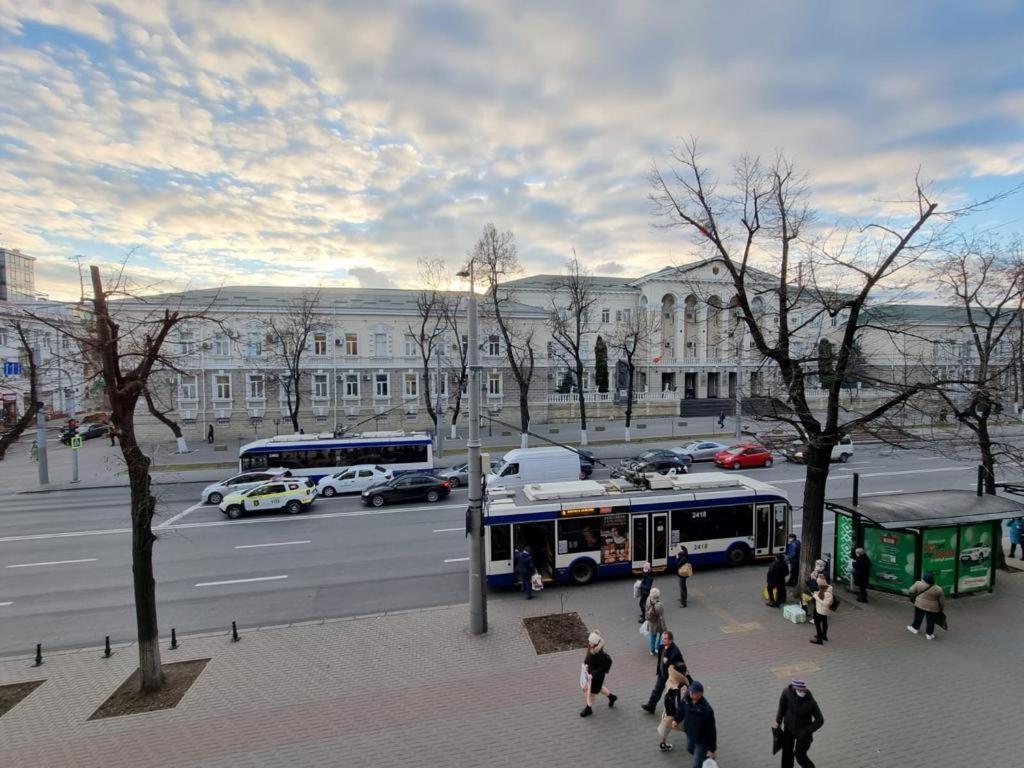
left=70, top=435, right=83, bottom=449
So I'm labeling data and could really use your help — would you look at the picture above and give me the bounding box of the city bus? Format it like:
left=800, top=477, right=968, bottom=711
left=484, top=473, right=789, bottom=587
left=238, top=431, right=433, bottom=483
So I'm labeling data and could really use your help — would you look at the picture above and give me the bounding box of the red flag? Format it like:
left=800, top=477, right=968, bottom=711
left=652, top=356, right=662, bottom=363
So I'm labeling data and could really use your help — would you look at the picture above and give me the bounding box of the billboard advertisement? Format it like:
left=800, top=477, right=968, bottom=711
left=957, top=522, right=993, bottom=593
left=864, top=527, right=916, bottom=592
left=920, top=527, right=958, bottom=596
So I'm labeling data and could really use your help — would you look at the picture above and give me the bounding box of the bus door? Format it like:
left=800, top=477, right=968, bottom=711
left=631, top=513, right=669, bottom=569
left=771, top=503, right=789, bottom=553
left=754, top=503, right=772, bottom=557
left=631, top=515, right=648, bottom=569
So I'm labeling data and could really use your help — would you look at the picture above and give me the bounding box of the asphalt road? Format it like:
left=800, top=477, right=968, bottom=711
left=0, top=443, right=1009, bottom=656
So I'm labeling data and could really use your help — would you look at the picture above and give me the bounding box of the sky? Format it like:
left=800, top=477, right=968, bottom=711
left=0, top=0, right=1022, bottom=301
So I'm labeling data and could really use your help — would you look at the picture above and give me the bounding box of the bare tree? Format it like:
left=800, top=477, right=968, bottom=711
left=471, top=224, right=537, bottom=449
left=549, top=251, right=601, bottom=445
left=0, top=320, right=40, bottom=460
left=611, top=304, right=657, bottom=442
left=649, top=141, right=968, bottom=590
left=407, top=258, right=450, bottom=432
left=142, top=377, right=189, bottom=453
left=442, top=291, right=469, bottom=439
left=263, top=291, right=321, bottom=432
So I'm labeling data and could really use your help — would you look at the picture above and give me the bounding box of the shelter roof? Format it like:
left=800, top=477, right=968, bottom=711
left=825, top=490, right=1024, bottom=529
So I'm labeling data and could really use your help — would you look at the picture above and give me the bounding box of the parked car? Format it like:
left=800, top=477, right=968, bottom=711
left=486, top=447, right=583, bottom=489
left=619, top=449, right=691, bottom=471
left=438, top=459, right=501, bottom=488
left=714, top=444, right=773, bottom=470
left=361, top=473, right=452, bottom=507
left=577, top=449, right=596, bottom=479
left=317, top=465, right=392, bottom=496
left=218, top=479, right=316, bottom=519
left=673, top=440, right=730, bottom=462
left=59, top=422, right=109, bottom=445
left=201, top=468, right=290, bottom=505
left=782, top=435, right=854, bottom=464
left=960, top=545, right=991, bottom=563
left=613, top=456, right=690, bottom=479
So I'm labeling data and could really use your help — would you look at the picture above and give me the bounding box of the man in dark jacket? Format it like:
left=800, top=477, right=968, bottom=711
left=785, top=534, right=801, bottom=587
left=642, top=631, right=683, bottom=713
left=851, top=547, right=871, bottom=602
left=638, top=562, right=654, bottom=621
left=515, top=545, right=534, bottom=600
left=766, top=553, right=789, bottom=607
left=775, top=678, right=824, bottom=768
left=681, top=680, right=717, bottom=768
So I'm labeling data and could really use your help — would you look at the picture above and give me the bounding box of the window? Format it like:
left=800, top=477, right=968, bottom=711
left=487, top=372, right=502, bottom=396
left=374, top=373, right=389, bottom=398
left=212, top=334, right=230, bottom=357
left=344, top=334, right=359, bottom=356
left=344, top=373, right=359, bottom=398
left=461, top=335, right=468, bottom=354
left=213, top=374, right=231, bottom=400
left=248, top=374, right=265, bottom=400
left=490, top=524, right=512, bottom=561
left=313, top=332, right=327, bottom=356
left=403, top=372, right=418, bottom=398
left=179, top=329, right=195, bottom=355
left=404, top=334, right=417, bottom=357
left=179, top=376, right=197, bottom=400
left=373, top=332, right=388, bottom=357
left=487, top=335, right=500, bottom=356
left=623, top=308, right=632, bottom=323
left=433, top=372, right=448, bottom=397
left=615, top=310, right=622, bottom=322
left=313, top=373, right=329, bottom=398
left=601, top=308, right=610, bottom=323
left=558, top=513, right=631, bottom=564
left=830, top=316, right=838, bottom=328
left=671, top=504, right=753, bottom=543
left=547, top=341, right=555, bottom=358
left=247, top=332, right=262, bottom=357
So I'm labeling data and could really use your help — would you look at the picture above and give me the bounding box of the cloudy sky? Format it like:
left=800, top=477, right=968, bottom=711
left=1, top=0, right=1022, bottom=300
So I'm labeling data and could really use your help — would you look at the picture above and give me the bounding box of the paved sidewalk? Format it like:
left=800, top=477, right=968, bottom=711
left=1, top=563, right=1021, bottom=767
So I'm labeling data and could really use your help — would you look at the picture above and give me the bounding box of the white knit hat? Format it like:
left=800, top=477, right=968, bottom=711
left=588, top=631, right=602, bottom=646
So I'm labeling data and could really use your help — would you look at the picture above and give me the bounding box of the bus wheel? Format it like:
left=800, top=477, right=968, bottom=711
left=726, top=544, right=749, bottom=566
left=225, top=505, right=243, bottom=520
left=321, top=486, right=336, bottom=498
left=426, top=490, right=440, bottom=503
left=286, top=500, right=302, bottom=515
left=570, top=559, right=596, bottom=585
left=207, top=492, right=223, bottom=505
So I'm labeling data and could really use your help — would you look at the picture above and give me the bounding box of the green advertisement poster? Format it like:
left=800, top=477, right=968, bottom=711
left=834, top=513, right=855, bottom=585
left=957, top=523, right=993, bottom=593
left=920, top=528, right=957, bottom=595
left=864, top=527, right=916, bottom=592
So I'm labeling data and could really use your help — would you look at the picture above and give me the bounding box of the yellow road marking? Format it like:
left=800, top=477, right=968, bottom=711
left=769, top=661, right=821, bottom=678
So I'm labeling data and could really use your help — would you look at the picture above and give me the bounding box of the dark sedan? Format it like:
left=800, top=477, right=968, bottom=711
left=618, top=449, right=691, bottom=471
left=360, top=473, right=452, bottom=507
left=60, top=423, right=109, bottom=445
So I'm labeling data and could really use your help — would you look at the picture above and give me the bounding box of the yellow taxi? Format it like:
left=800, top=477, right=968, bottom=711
left=218, top=478, right=316, bottom=519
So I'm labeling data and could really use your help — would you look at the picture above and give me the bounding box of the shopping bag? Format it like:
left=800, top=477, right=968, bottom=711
left=772, top=726, right=784, bottom=754
left=762, top=584, right=770, bottom=600
left=579, top=663, right=590, bottom=690
left=702, top=759, right=719, bottom=768
left=639, top=620, right=651, bottom=636
left=936, top=611, right=949, bottom=631
left=531, top=572, right=544, bottom=591
left=633, top=579, right=642, bottom=598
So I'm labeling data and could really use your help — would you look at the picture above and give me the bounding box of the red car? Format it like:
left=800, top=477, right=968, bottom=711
left=714, top=444, right=773, bottom=470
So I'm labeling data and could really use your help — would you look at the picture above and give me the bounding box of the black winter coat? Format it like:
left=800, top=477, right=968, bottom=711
left=639, top=571, right=655, bottom=599
left=682, top=694, right=717, bottom=752
left=657, top=642, right=683, bottom=677
left=776, top=686, right=825, bottom=739
left=852, top=553, right=871, bottom=587
left=515, top=550, right=534, bottom=578
left=767, top=559, right=789, bottom=587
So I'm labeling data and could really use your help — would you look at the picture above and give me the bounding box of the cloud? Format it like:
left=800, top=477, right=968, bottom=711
left=347, top=266, right=397, bottom=289
left=594, top=261, right=624, bottom=275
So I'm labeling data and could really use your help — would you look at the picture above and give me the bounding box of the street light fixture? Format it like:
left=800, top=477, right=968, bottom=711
left=456, top=264, right=487, bottom=635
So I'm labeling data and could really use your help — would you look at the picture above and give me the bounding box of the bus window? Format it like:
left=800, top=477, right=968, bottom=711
left=557, top=517, right=602, bottom=553
left=490, top=525, right=512, bottom=561
left=673, top=504, right=753, bottom=541
left=241, top=453, right=268, bottom=470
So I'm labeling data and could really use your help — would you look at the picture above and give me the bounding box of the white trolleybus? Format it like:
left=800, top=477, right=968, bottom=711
left=484, top=472, right=790, bottom=587
left=238, top=431, right=433, bottom=483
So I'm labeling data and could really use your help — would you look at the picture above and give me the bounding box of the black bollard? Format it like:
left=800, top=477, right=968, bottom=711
left=170, top=628, right=178, bottom=650
left=231, top=621, right=239, bottom=642
left=33, top=643, right=42, bottom=667
left=103, top=636, right=112, bottom=658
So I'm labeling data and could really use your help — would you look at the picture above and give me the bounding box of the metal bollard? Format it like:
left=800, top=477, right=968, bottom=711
left=170, top=628, right=178, bottom=650
left=33, top=643, right=43, bottom=667
left=103, top=636, right=112, bottom=658
left=231, top=621, right=240, bottom=642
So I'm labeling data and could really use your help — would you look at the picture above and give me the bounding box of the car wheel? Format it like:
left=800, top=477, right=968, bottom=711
left=570, top=559, right=596, bottom=585
left=321, top=486, right=336, bottom=498
left=207, top=492, right=223, bottom=505
left=838, top=453, right=850, bottom=463
left=765, top=457, right=773, bottom=468
left=448, top=476, right=460, bottom=488
left=426, top=489, right=440, bottom=503
left=225, top=505, right=243, bottom=520
left=371, top=494, right=386, bottom=508
left=726, top=544, right=749, bottom=566
left=286, top=500, right=302, bottom=515
left=732, top=461, right=742, bottom=470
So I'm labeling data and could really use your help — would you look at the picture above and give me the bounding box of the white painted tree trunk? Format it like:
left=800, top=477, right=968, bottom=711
left=176, top=436, right=188, bottom=453
left=624, top=426, right=631, bottom=443
left=580, top=428, right=588, bottom=446
left=450, top=423, right=458, bottom=439
left=520, top=432, right=528, bottom=449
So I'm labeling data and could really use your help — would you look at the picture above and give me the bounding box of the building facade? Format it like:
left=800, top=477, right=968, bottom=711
left=0, top=248, right=36, bottom=302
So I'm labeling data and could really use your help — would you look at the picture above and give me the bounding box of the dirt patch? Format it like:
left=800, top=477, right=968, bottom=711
left=0, top=680, right=44, bottom=719
left=523, top=612, right=590, bottom=654
left=89, top=658, right=210, bottom=720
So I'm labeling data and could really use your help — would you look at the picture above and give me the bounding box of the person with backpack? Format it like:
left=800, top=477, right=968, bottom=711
left=580, top=631, right=617, bottom=717
left=775, top=678, right=825, bottom=768
left=766, top=553, right=788, bottom=607
left=644, top=588, right=667, bottom=655
left=641, top=630, right=683, bottom=714
left=809, top=575, right=835, bottom=645
left=637, top=561, right=654, bottom=622
left=676, top=545, right=692, bottom=607
left=907, top=572, right=945, bottom=640
left=657, top=662, right=692, bottom=752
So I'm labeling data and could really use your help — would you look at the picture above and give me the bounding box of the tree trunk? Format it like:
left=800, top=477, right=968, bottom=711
left=795, top=444, right=832, bottom=598
left=0, top=402, right=40, bottom=461
left=977, top=419, right=1006, bottom=568
left=575, top=359, right=588, bottom=445
left=289, top=387, right=301, bottom=432
left=518, top=390, right=530, bottom=448
left=143, top=387, right=188, bottom=453
left=625, top=361, right=635, bottom=427
left=0, top=328, right=40, bottom=461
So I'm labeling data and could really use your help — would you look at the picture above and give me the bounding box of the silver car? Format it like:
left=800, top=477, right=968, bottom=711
left=200, top=468, right=289, bottom=505
left=672, top=440, right=730, bottom=462
left=439, top=459, right=501, bottom=488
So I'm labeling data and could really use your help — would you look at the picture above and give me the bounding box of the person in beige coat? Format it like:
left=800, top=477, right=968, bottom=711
left=907, top=572, right=945, bottom=640
left=810, top=575, right=834, bottom=645
left=657, top=662, right=692, bottom=752
left=645, top=588, right=667, bottom=655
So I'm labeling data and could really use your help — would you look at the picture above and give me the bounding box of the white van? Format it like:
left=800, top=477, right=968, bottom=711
left=486, top=447, right=582, bottom=489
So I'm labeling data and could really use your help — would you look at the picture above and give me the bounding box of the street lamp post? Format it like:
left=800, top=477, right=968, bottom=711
left=434, top=347, right=444, bottom=459
left=734, top=315, right=744, bottom=442
left=457, top=263, right=487, bottom=635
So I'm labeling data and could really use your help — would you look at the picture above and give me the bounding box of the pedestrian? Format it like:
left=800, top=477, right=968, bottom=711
left=207, top=424, right=214, bottom=444
left=907, top=571, right=945, bottom=640
left=637, top=561, right=654, bottom=622
left=681, top=680, right=717, bottom=768
left=29, top=440, right=38, bottom=462
left=515, top=545, right=535, bottom=600
left=108, top=425, right=117, bottom=447
left=644, top=588, right=666, bottom=656
left=579, top=630, right=617, bottom=717
left=641, top=630, right=683, bottom=714
left=1009, top=517, right=1024, bottom=559
left=809, top=575, right=834, bottom=645
left=805, top=558, right=830, bottom=592
left=785, top=534, right=801, bottom=587
left=851, top=547, right=871, bottom=602
left=766, top=553, right=788, bottom=607
left=676, top=545, right=692, bottom=607
left=775, top=678, right=825, bottom=768
left=717, top=410, right=726, bottom=429
left=657, top=662, right=692, bottom=752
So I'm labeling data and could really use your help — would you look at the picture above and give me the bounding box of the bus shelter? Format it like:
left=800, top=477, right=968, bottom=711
left=825, top=490, right=1024, bottom=597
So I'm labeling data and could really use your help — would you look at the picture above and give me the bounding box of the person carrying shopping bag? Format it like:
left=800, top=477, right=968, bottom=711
left=579, top=631, right=617, bottom=717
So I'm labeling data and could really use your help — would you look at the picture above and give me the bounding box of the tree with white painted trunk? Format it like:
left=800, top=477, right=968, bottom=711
left=610, top=304, right=656, bottom=443
left=142, top=379, right=188, bottom=453
left=262, top=290, right=321, bottom=433
left=441, top=290, right=469, bottom=440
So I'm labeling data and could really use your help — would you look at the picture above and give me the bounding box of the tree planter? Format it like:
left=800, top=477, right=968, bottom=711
left=522, top=612, right=590, bottom=654
left=89, top=659, right=210, bottom=720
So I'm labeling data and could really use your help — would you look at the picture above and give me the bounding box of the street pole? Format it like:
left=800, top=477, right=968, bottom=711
left=435, top=348, right=444, bottom=459
left=36, top=410, right=49, bottom=487
left=462, top=263, right=487, bottom=635
left=734, top=322, right=743, bottom=442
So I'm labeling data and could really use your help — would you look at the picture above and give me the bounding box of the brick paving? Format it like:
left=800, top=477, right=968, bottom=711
left=1, top=563, right=1022, bottom=767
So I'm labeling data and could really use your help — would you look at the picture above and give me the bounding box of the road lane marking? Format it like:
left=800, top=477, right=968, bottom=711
left=770, top=661, right=821, bottom=678
left=861, top=490, right=904, bottom=496
left=773, top=466, right=972, bottom=485
left=0, top=528, right=131, bottom=543
left=6, top=558, right=97, bottom=569
left=444, top=557, right=469, bottom=563
left=156, top=502, right=204, bottom=530
left=234, top=540, right=311, bottom=549
left=433, top=527, right=463, bottom=533
left=0, top=601, right=12, bottom=606
left=195, top=575, right=288, bottom=587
